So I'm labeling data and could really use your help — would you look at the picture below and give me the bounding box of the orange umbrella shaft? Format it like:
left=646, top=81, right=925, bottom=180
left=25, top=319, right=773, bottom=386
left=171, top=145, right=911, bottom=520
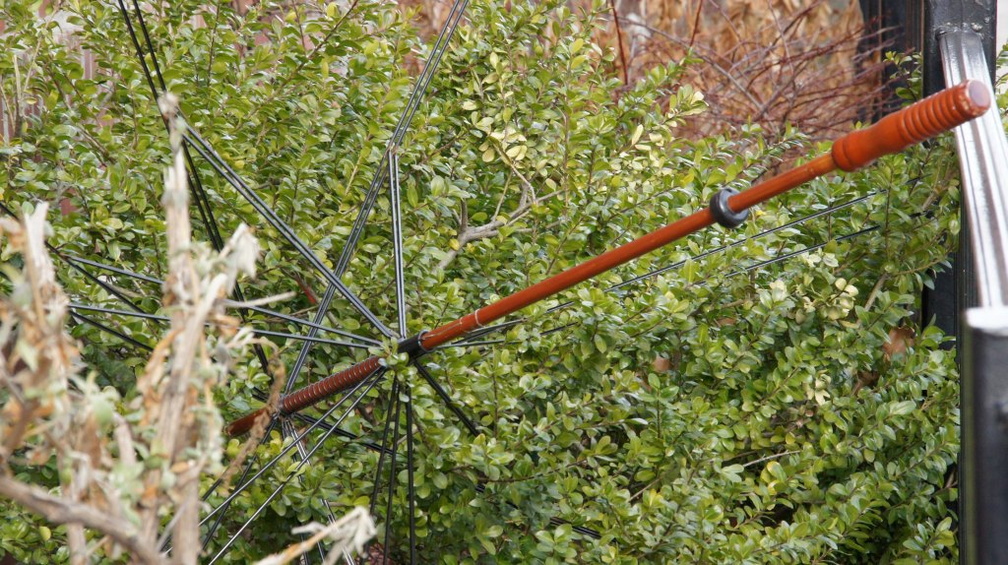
left=419, top=209, right=716, bottom=350
left=227, top=209, right=716, bottom=436
left=226, top=80, right=989, bottom=437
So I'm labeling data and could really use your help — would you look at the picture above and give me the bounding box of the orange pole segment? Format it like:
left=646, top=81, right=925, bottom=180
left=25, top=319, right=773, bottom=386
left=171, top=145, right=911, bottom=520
left=727, top=155, right=836, bottom=212
left=420, top=210, right=717, bottom=350
left=226, top=80, right=989, bottom=437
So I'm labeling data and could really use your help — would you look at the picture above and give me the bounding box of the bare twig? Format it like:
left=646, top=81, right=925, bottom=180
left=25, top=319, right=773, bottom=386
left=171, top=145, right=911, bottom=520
left=741, top=449, right=800, bottom=469
left=608, top=0, right=629, bottom=84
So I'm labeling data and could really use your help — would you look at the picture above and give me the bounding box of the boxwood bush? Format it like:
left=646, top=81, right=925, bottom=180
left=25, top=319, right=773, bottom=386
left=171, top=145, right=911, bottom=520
left=1, top=0, right=996, bottom=562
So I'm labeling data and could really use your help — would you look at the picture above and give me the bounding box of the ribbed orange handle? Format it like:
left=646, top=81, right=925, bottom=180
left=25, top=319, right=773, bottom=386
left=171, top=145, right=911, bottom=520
left=832, top=80, right=990, bottom=172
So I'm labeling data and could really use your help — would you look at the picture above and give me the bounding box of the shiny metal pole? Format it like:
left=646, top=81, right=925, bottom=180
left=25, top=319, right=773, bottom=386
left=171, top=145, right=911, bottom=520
left=939, top=27, right=1008, bottom=565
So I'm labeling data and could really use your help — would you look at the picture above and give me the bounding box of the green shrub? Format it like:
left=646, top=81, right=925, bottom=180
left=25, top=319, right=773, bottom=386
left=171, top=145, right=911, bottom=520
left=1, top=0, right=988, bottom=562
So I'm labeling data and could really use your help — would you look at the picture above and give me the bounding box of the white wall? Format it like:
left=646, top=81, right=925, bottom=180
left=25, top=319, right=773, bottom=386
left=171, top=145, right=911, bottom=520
left=999, top=0, right=1006, bottom=89
left=999, top=0, right=1006, bottom=50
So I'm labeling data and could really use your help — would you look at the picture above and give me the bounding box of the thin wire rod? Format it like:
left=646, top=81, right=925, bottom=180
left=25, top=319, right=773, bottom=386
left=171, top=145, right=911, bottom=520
left=419, top=362, right=602, bottom=541
left=282, top=416, right=339, bottom=523
left=132, top=0, right=226, bottom=250
left=286, top=410, right=389, bottom=454
left=181, top=128, right=394, bottom=338
left=382, top=382, right=403, bottom=565
left=198, top=401, right=387, bottom=555
left=201, top=419, right=276, bottom=503
left=129, top=0, right=166, bottom=89
left=449, top=320, right=521, bottom=346
left=609, top=192, right=875, bottom=291
left=204, top=370, right=386, bottom=561
left=274, top=0, right=473, bottom=382
left=115, top=0, right=157, bottom=103
left=548, top=517, right=601, bottom=539
left=436, top=339, right=507, bottom=348
left=115, top=0, right=223, bottom=250
left=280, top=418, right=334, bottom=562
left=118, top=0, right=285, bottom=406
left=0, top=222, right=164, bottom=347
left=405, top=386, right=417, bottom=563
left=69, top=304, right=166, bottom=322
left=369, top=379, right=401, bottom=519
left=250, top=329, right=371, bottom=349
left=115, top=0, right=391, bottom=338
left=393, top=0, right=469, bottom=148
left=452, top=218, right=897, bottom=359
left=285, top=277, right=340, bottom=395
left=69, top=313, right=154, bottom=351
left=230, top=301, right=381, bottom=346
left=62, top=254, right=162, bottom=284
left=0, top=203, right=155, bottom=351
left=196, top=418, right=279, bottom=553
left=201, top=370, right=384, bottom=526
left=61, top=250, right=379, bottom=347
left=730, top=223, right=883, bottom=276
left=57, top=256, right=147, bottom=313
left=417, top=366, right=599, bottom=540
left=272, top=0, right=471, bottom=398
left=530, top=224, right=888, bottom=339
left=469, top=481, right=601, bottom=539
left=412, top=361, right=480, bottom=437
left=0, top=204, right=154, bottom=318
left=331, top=0, right=470, bottom=277
left=0, top=202, right=17, bottom=219
left=66, top=303, right=369, bottom=349
left=59, top=252, right=377, bottom=344
left=390, top=151, right=408, bottom=337
left=454, top=193, right=876, bottom=345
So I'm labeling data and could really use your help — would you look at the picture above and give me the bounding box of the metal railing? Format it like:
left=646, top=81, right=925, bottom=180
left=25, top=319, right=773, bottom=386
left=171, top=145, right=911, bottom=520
left=938, top=27, right=1008, bottom=565
left=942, top=31, right=1008, bottom=307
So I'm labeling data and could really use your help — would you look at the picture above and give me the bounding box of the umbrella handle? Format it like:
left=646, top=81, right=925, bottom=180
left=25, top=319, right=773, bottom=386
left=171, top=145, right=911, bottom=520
left=832, top=80, right=990, bottom=172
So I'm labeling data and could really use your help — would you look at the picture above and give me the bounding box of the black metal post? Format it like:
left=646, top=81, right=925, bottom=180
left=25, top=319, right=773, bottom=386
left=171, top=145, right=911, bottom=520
left=961, top=309, right=1008, bottom=565
left=925, top=2, right=997, bottom=95
left=858, top=1, right=917, bottom=118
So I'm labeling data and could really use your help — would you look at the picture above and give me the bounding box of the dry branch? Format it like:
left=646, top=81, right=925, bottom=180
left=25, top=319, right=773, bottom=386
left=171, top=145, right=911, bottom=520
left=0, top=476, right=164, bottom=564
left=0, top=90, right=372, bottom=562
left=0, top=91, right=372, bottom=562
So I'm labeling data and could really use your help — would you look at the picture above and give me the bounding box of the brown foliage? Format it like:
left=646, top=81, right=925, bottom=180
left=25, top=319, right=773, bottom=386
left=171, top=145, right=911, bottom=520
left=402, top=0, right=888, bottom=143
left=604, top=0, right=887, bottom=141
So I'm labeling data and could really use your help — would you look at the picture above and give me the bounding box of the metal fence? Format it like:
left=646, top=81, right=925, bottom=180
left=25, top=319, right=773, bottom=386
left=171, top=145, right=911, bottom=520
left=864, top=2, right=1008, bottom=559
left=931, top=8, right=1008, bottom=565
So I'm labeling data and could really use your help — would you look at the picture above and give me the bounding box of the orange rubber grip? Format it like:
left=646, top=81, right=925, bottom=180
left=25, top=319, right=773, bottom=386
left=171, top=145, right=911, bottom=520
left=832, top=80, right=990, bottom=172
left=226, top=355, right=383, bottom=436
